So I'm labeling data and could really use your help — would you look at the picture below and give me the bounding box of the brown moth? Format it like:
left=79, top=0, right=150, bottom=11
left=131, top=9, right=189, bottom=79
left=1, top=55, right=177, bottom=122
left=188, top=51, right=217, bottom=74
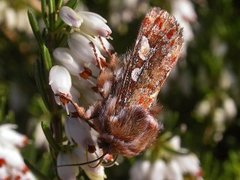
left=59, top=7, right=183, bottom=160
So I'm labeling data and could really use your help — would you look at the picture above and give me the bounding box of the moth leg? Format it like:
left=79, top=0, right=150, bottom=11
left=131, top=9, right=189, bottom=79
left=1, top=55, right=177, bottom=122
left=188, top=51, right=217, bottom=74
left=98, top=36, right=114, bottom=57
left=89, top=42, right=107, bottom=70
left=57, top=93, right=98, bottom=130
left=56, top=93, right=90, bottom=119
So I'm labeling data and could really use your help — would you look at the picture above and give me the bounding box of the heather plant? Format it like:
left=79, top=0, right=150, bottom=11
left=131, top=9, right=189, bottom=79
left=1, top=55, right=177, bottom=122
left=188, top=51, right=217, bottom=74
left=0, top=0, right=239, bottom=179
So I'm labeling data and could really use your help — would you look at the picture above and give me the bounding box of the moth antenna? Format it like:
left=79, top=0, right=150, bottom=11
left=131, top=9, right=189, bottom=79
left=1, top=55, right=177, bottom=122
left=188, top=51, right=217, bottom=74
left=86, top=78, right=97, bottom=86
left=88, top=155, right=104, bottom=168
left=98, top=36, right=113, bottom=57
left=89, top=42, right=105, bottom=70
left=88, top=153, right=118, bottom=168
left=57, top=152, right=107, bottom=167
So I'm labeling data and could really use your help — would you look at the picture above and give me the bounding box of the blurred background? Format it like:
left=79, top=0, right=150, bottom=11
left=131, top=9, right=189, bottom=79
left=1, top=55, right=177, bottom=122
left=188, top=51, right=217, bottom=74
left=0, top=0, right=240, bottom=179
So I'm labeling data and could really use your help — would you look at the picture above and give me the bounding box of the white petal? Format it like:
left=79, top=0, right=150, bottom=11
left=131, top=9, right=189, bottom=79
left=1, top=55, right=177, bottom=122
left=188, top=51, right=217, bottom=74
left=174, top=154, right=201, bottom=175
left=172, top=0, right=197, bottom=22
left=195, top=99, right=211, bottom=118
left=73, top=147, right=106, bottom=180
left=57, top=152, right=79, bottom=180
left=129, top=160, right=150, bottom=180
left=70, top=86, right=80, bottom=104
left=5, top=8, right=17, bottom=30
left=165, top=160, right=183, bottom=180
left=0, top=147, right=25, bottom=170
left=168, top=136, right=181, bottom=151
left=174, top=14, right=194, bottom=43
left=0, top=166, right=9, bottom=179
left=21, top=171, right=37, bottom=180
left=59, top=6, right=83, bottom=27
left=34, top=122, right=48, bottom=149
left=149, top=160, right=167, bottom=180
left=223, top=97, right=237, bottom=119
left=49, top=65, right=72, bottom=95
left=0, top=124, right=28, bottom=148
left=64, top=117, right=94, bottom=147
left=16, top=9, right=32, bottom=34
left=53, top=47, right=84, bottom=76
left=213, top=107, right=226, bottom=131
left=78, top=11, right=107, bottom=23
left=68, top=33, right=96, bottom=64
left=78, top=11, right=112, bottom=37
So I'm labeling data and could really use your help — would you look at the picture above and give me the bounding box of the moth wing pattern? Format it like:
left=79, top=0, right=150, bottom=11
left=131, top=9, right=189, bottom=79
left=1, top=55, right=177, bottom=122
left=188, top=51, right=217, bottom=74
left=115, top=7, right=183, bottom=112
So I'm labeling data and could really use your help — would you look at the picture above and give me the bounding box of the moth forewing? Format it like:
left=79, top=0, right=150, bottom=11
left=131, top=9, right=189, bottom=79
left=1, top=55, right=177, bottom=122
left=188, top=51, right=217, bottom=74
left=115, top=7, right=183, bottom=111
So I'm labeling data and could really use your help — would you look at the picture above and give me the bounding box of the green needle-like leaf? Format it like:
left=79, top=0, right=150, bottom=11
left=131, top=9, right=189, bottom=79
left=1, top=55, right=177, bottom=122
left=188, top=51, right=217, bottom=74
left=41, top=0, right=49, bottom=28
left=28, top=10, right=43, bottom=46
left=41, top=45, right=53, bottom=71
left=41, top=120, right=60, bottom=153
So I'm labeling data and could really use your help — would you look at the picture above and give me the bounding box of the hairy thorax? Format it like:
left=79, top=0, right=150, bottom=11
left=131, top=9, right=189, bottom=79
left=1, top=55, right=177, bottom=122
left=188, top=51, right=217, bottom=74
left=93, top=96, right=160, bottom=157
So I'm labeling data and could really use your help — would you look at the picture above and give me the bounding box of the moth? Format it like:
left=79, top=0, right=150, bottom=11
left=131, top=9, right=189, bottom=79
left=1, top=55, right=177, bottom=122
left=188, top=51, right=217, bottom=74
left=59, top=7, right=183, bottom=162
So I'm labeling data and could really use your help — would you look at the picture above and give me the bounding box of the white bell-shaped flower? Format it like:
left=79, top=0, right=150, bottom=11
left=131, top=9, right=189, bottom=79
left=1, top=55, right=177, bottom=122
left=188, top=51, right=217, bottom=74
left=0, top=146, right=25, bottom=171
left=223, top=97, right=237, bottom=119
left=165, top=160, right=182, bottom=180
left=68, top=33, right=97, bottom=64
left=49, top=65, right=72, bottom=111
left=129, top=160, right=151, bottom=180
left=171, top=0, right=197, bottom=23
left=0, top=124, right=28, bottom=148
left=49, top=65, right=72, bottom=96
left=57, top=151, right=79, bottom=180
left=53, top=48, right=84, bottom=76
left=64, top=117, right=95, bottom=147
left=174, top=154, right=201, bottom=176
left=59, top=6, right=83, bottom=28
left=77, top=11, right=112, bottom=37
left=149, top=160, right=167, bottom=180
left=73, top=147, right=106, bottom=180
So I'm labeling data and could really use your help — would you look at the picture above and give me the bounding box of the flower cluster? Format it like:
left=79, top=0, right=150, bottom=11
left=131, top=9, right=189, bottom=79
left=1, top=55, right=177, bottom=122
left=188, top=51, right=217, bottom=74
left=195, top=92, right=237, bottom=142
left=130, top=136, right=202, bottom=180
left=0, top=124, right=35, bottom=179
left=171, top=0, right=197, bottom=56
left=49, top=6, right=113, bottom=180
left=0, top=1, right=33, bottom=34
